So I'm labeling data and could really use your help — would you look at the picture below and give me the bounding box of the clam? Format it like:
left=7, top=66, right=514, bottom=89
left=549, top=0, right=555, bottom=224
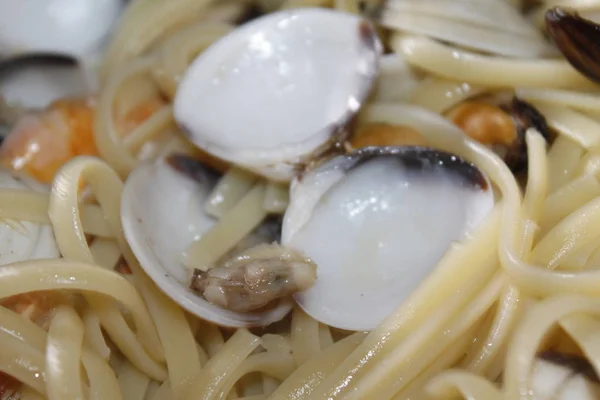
left=174, top=8, right=382, bottom=182
left=0, top=0, right=124, bottom=111
left=0, top=169, right=59, bottom=263
left=532, top=351, right=600, bottom=399
left=121, top=155, right=295, bottom=327
left=281, top=146, right=494, bottom=331
left=0, top=0, right=123, bottom=62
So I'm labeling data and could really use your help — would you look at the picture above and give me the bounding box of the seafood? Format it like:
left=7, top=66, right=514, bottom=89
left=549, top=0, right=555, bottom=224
left=0, top=95, right=165, bottom=183
left=190, top=243, right=316, bottom=312
left=282, top=147, right=494, bottom=330
left=532, top=351, right=600, bottom=400
left=0, top=0, right=122, bottom=61
left=121, top=155, right=295, bottom=327
left=174, top=8, right=382, bottom=181
left=447, top=97, right=550, bottom=173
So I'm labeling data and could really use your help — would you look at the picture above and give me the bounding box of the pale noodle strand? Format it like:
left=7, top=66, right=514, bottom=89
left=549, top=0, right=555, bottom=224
left=531, top=102, right=600, bottom=148
left=318, top=324, right=334, bottom=350
left=547, top=135, right=585, bottom=193
left=89, top=238, right=122, bottom=271
left=268, top=332, right=367, bottom=400
left=426, top=371, right=503, bottom=400
left=118, top=361, right=151, bottom=400
left=381, top=9, right=553, bottom=58
left=457, top=131, right=549, bottom=377
left=205, top=167, right=258, bottom=219
left=503, top=296, right=600, bottom=398
left=51, top=156, right=203, bottom=394
left=392, top=35, right=595, bottom=89
left=45, top=306, right=85, bottom=400
left=391, top=325, right=477, bottom=400
left=150, top=380, right=173, bottom=400
left=290, top=307, right=321, bottom=366
left=81, top=349, right=123, bottom=400
left=182, top=329, right=261, bottom=400
left=195, top=319, right=226, bottom=357
left=517, top=88, right=600, bottom=113
left=185, top=182, right=268, bottom=271
left=0, top=329, right=46, bottom=395
left=95, top=57, right=156, bottom=177
left=101, top=0, right=214, bottom=76
left=462, top=283, right=521, bottom=375
left=218, top=338, right=295, bottom=399
left=125, top=272, right=201, bottom=396
left=82, top=307, right=112, bottom=361
left=153, top=22, right=234, bottom=99
left=408, top=78, right=482, bottom=113
left=345, top=273, right=505, bottom=400
left=121, top=107, right=174, bottom=153
left=522, top=129, right=549, bottom=222
left=0, top=189, right=112, bottom=237
left=530, top=195, right=600, bottom=269
left=539, top=174, right=600, bottom=234
left=49, top=157, right=166, bottom=375
left=0, top=306, right=46, bottom=350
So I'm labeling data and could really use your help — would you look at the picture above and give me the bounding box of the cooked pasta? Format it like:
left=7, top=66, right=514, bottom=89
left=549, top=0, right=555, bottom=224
left=3, top=0, right=600, bottom=399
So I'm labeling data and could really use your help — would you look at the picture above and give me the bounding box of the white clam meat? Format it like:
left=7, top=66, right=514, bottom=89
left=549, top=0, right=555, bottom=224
left=121, top=157, right=293, bottom=327
left=0, top=0, right=123, bottom=61
left=282, top=147, right=494, bottom=331
left=0, top=170, right=59, bottom=263
left=174, top=8, right=382, bottom=182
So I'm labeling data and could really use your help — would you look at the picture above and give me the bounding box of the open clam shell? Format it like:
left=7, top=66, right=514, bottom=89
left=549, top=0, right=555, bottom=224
left=282, top=146, right=494, bottom=331
left=0, top=0, right=123, bottom=62
left=174, top=8, right=382, bottom=182
left=121, top=159, right=293, bottom=327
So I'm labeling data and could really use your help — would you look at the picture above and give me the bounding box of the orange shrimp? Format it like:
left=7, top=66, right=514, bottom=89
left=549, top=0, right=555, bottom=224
left=0, top=95, right=166, bottom=183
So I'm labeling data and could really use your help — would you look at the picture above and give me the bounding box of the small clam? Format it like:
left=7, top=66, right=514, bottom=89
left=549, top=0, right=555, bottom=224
left=174, top=8, right=382, bottom=182
left=282, top=147, right=494, bottom=330
left=532, top=351, right=600, bottom=399
left=546, top=7, right=600, bottom=85
left=447, top=97, right=550, bottom=174
left=121, top=156, right=295, bottom=327
left=0, top=0, right=123, bottom=62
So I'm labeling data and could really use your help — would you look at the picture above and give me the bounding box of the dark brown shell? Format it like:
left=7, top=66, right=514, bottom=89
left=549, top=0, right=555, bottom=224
left=538, top=350, right=600, bottom=384
left=502, top=97, right=551, bottom=174
left=546, top=7, right=600, bottom=84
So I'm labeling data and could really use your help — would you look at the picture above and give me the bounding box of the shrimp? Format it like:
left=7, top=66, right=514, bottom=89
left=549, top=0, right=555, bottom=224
left=0, top=95, right=166, bottom=183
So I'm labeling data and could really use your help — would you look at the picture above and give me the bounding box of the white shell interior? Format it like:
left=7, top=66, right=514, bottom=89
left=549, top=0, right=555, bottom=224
left=531, top=359, right=600, bottom=400
left=174, top=8, right=381, bottom=181
left=0, top=170, right=59, bottom=264
left=282, top=153, right=494, bottom=331
left=0, top=60, right=90, bottom=109
left=121, top=159, right=293, bottom=327
left=0, top=0, right=123, bottom=60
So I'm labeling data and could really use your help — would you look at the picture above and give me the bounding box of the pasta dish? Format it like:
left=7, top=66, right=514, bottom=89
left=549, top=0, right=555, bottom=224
left=0, top=0, right=600, bottom=399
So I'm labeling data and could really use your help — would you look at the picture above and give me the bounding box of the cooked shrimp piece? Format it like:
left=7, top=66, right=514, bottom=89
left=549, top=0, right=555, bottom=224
left=0, top=95, right=166, bottom=183
left=0, top=98, right=97, bottom=182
